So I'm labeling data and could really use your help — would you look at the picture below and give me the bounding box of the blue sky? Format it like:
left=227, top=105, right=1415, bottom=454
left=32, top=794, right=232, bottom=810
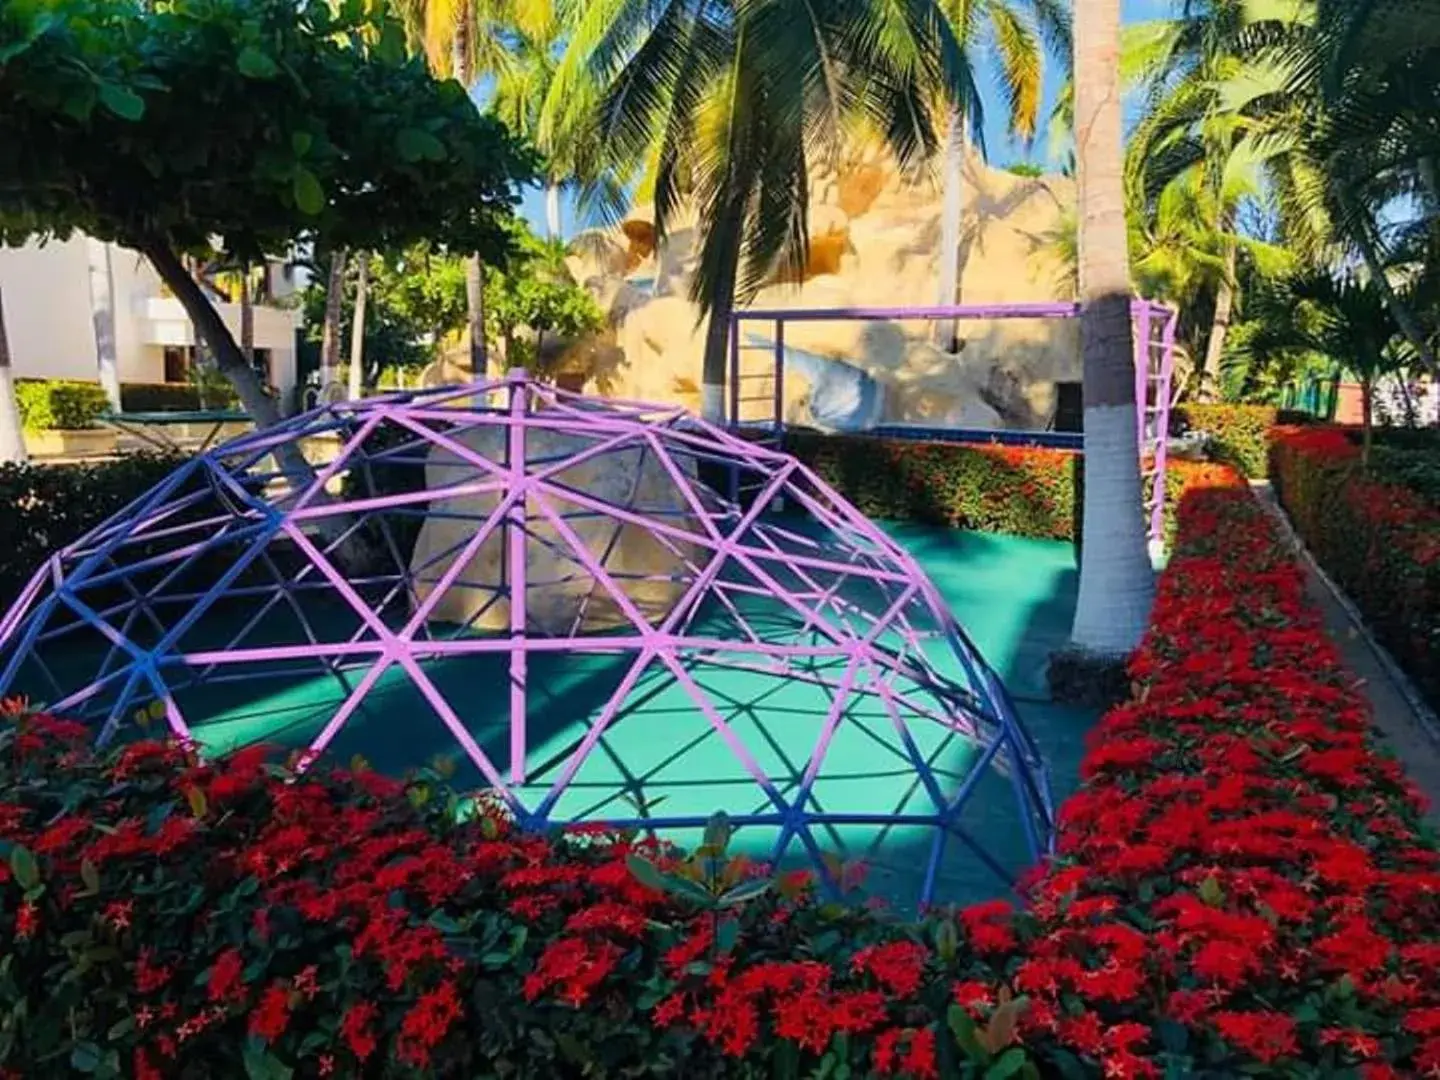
left=514, top=0, right=1176, bottom=237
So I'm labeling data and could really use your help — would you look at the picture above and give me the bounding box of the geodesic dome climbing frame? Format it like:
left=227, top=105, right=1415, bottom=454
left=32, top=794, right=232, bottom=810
left=0, top=372, right=1053, bottom=903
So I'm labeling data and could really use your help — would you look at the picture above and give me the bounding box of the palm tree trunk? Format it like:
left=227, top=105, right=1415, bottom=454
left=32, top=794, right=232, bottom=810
left=933, top=111, right=966, bottom=351
left=86, top=237, right=122, bottom=411
left=348, top=255, right=369, bottom=401
left=454, top=6, right=490, bottom=379
left=700, top=198, right=744, bottom=424
left=0, top=286, right=27, bottom=464
left=1350, top=201, right=1439, bottom=378
left=545, top=182, right=563, bottom=240
left=1200, top=240, right=1236, bottom=402
left=1067, top=0, right=1155, bottom=656
left=320, top=249, right=348, bottom=389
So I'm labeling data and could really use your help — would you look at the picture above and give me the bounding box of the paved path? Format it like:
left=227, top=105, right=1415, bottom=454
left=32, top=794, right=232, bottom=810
left=1252, top=482, right=1440, bottom=827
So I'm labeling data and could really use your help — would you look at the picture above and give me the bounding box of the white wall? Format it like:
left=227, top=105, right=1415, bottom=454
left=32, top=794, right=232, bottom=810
left=0, top=237, right=97, bottom=381
left=0, top=237, right=299, bottom=402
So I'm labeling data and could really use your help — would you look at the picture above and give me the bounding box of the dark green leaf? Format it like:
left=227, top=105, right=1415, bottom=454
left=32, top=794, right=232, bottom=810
left=70, top=1042, right=103, bottom=1073
left=717, top=877, right=770, bottom=907
left=714, top=918, right=739, bottom=955
left=80, top=858, right=100, bottom=894
left=291, top=131, right=313, bottom=157
left=237, top=47, right=279, bottom=79
left=9, top=844, right=38, bottom=890
left=293, top=168, right=325, bottom=215
left=986, top=1048, right=1027, bottom=1079
left=396, top=128, right=446, bottom=163
left=625, top=854, right=668, bottom=892
left=97, top=82, right=144, bottom=121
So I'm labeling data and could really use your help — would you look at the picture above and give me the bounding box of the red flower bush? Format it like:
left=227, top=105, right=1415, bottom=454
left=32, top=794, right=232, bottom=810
left=1, top=469, right=1437, bottom=1077
left=1270, top=424, right=1440, bottom=713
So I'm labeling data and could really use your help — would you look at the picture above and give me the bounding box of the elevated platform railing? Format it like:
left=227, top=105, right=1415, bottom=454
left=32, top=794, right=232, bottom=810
left=727, top=300, right=1178, bottom=553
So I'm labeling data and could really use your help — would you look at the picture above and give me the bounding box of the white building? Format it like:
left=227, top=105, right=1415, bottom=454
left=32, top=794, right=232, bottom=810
left=0, top=236, right=301, bottom=405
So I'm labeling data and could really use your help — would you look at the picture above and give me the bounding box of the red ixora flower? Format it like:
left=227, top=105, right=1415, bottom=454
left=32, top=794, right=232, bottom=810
left=206, top=948, right=246, bottom=1004
left=852, top=941, right=929, bottom=997
left=1213, top=1011, right=1298, bottom=1064
left=341, top=1001, right=379, bottom=1062
left=248, top=983, right=292, bottom=1043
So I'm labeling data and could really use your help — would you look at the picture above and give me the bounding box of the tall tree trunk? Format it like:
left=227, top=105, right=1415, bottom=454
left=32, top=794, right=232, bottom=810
left=545, top=182, right=563, bottom=240
left=1360, top=374, right=1373, bottom=466
left=934, top=111, right=966, bottom=351
left=320, top=249, right=348, bottom=391
left=0, top=286, right=27, bottom=464
left=1067, top=0, right=1155, bottom=655
left=1200, top=240, right=1236, bottom=402
left=454, top=7, right=490, bottom=379
left=86, top=238, right=122, bottom=411
left=348, top=255, right=369, bottom=401
left=239, top=265, right=254, bottom=363
left=700, top=199, right=744, bottom=423
left=466, top=256, right=489, bottom=377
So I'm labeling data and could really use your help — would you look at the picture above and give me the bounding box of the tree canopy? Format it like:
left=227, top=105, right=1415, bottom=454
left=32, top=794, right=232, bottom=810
left=0, top=0, right=534, bottom=263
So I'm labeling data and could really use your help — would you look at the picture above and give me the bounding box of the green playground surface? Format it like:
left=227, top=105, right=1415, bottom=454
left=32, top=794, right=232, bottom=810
left=24, top=522, right=1093, bottom=908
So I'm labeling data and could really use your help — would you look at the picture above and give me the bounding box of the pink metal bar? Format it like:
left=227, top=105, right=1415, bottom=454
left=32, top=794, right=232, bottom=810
left=507, top=373, right=529, bottom=784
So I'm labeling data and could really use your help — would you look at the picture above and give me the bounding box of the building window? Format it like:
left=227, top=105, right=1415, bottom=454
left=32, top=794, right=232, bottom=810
left=163, top=347, right=191, bottom=384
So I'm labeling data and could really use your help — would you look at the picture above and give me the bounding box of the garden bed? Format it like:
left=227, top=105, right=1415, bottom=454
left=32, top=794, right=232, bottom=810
left=3, top=469, right=1437, bottom=1077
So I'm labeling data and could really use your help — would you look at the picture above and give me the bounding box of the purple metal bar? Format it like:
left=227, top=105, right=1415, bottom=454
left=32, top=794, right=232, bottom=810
left=1134, top=301, right=1152, bottom=457
left=1149, top=305, right=1179, bottom=547
left=0, top=373, right=1051, bottom=908
left=507, top=372, right=529, bottom=784
left=774, top=319, right=786, bottom=428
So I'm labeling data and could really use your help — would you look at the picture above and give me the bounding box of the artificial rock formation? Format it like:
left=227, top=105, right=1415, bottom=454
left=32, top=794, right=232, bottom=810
left=556, top=147, right=1079, bottom=431
left=410, top=425, right=699, bottom=634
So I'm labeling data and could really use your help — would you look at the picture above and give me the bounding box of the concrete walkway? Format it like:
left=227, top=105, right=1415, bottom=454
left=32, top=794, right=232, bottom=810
left=1253, top=482, right=1440, bottom=827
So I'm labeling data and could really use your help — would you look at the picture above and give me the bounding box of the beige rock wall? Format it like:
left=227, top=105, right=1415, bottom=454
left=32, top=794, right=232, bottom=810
left=560, top=149, right=1079, bottom=430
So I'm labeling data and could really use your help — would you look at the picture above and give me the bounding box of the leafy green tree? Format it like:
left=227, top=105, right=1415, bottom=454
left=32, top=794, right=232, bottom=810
left=546, top=0, right=974, bottom=419
left=0, top=0, right=532, bottom=450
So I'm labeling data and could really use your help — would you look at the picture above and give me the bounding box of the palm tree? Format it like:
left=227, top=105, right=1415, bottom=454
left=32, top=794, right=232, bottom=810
left=1246, top=268, right=1408, bottom=461
left=1122, top=0, right=1309, bottom=399
left=1266, top=0, right=1440, bottom=374
left=1067, top=0, right=1154, bottom=655
left=932, top=0, right=1071, bottom=349
left=0, top=286, right=25, bottom=464
left=547, top=0, right=975, bottom=420
left=394, top=0, right=504, bottom=376
left=86, top=238, right=122, bottom=411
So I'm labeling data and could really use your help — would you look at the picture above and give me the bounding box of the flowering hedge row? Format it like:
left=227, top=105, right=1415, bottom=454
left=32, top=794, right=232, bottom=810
left=1270, top=424, right=1440, bottom=712
left=783, top=429, right=1232, bottom=544
left=3, top=471, right=1436, bottom=1077
left=1172, top=404, right=1278, bottom=478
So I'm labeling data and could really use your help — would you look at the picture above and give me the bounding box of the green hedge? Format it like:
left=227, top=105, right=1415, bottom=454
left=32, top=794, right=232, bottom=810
left=1271, top=425, right=1440, bottom=712
left=14, top=379, right=110, bottom=431
left=118, top=382, right=208, bottom=413
left=783, top=430, right=1240, bottom=548
left=0, top=455, right=185, bottom=611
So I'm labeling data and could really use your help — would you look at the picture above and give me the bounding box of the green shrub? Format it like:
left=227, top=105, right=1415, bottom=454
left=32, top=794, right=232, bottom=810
left=14, top=379, right=111, bottom=431
left=0, top=455, right=184, bottom=610
left=119, top=382, right=206, bottom=413
left=1171, top=403, right=1276, bottom=478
